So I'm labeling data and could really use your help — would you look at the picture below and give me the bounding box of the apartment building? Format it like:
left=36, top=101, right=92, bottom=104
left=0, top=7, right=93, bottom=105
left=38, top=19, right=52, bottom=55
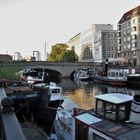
left=117, top=5, right=140, bottom=66
left=94, top=30, right=117, bottom=63
left=80, top=24, right=113, bottom=62
left=68, top=33, right=81, bottom=61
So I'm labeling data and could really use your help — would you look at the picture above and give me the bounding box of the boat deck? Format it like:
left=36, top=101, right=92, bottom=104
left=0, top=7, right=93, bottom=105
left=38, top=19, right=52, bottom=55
left=5, top=86, right=33, bottom=95
left=75, top=109, right=140, bottom=140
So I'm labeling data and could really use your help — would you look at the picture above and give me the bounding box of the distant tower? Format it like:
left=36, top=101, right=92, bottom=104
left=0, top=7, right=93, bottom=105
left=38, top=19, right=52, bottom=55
left=44, top=41, right=47, bottom=61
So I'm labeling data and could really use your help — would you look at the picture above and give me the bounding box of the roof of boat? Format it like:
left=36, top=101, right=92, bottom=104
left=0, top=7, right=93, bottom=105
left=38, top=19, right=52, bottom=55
left=95, top=93, right=133, bottom=104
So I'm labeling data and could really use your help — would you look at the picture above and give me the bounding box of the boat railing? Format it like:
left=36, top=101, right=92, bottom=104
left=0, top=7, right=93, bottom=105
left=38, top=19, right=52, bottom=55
left=0, top=88, right=26, bottom=140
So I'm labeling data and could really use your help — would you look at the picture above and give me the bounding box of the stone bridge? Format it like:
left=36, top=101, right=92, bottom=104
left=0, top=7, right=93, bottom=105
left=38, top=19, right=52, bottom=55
left=1, top=61, right=101, bottom=78
left=1, top=61, right=136, bottom=78
left=21, top=62, right=97, bottom=78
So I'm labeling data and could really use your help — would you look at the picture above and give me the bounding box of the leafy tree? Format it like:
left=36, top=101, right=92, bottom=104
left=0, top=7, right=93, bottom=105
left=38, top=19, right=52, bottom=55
left=63, top=50, right=78, bottom=62
left=48, top=43, right=68, bottom=61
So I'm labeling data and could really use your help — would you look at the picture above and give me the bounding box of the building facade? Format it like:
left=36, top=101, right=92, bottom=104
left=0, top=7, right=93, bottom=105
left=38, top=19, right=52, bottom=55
left=68, top=33, right=81, bottom=61
left=80, top=24, right=113, bottom=62
left=117, top=5, right=140, bottom=66
left=33, top=51, right=41, bottom=61
left=0, top=54, right=12, bottom=61
left=13, top=52, right=22, bottom=61
left=93, top=30, right=117, bottom=63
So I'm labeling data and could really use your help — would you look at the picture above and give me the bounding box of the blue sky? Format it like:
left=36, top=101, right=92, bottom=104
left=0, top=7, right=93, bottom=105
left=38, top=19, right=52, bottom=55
left=0, top=0, right=139, bottom=59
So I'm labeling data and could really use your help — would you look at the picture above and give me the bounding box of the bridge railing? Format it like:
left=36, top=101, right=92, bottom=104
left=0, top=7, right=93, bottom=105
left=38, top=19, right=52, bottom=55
left=0, top=88, right=26, bottom=140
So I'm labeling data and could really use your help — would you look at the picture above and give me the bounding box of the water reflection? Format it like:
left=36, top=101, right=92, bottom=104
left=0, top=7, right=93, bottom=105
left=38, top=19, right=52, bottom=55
left=59, top=79, right=139, bottom=110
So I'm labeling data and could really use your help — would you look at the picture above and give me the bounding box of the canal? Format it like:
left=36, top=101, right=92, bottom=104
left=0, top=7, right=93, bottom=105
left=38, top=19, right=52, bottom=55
left=58, top=78, right=139, bottom=110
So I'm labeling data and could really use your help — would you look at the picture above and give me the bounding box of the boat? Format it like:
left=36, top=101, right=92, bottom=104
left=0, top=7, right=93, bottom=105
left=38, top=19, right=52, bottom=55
left=93, top=69, right=128, bottom=86
left=55, top=107, right=85, bottom=140
left=55, top=93, right=140, bottom=140
left=74, top=68, right=95, bottom=81
left=127, top=73, right=140, bottom=87
left=21, top=68, right=48, bottom=85
left=33, top=82, right=62, bottom=102
left=32, top=82, right=64, bottom=136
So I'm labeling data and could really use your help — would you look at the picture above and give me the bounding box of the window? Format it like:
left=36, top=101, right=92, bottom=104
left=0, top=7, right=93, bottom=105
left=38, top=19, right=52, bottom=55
left=127, top=21, right=131, bottom=27
left=131, top=34, right=137, bottom=40
left=124, top=37, right=126, bottom=42
left=124, top=31, right=126, bottom=36
left=132, top=19, right=136, bottom=25
left=118, top=25, right=121, bottom=30
left=131, top=26, right=136, bottom=32
left=119, top=72, right=124, bottom=77
left=127, top=29, right=131, bottom=34
left=127, top=44, right=131, bottom=49
left=132, top=42, right=137, bottom=48
left=127, top=36, right=131, bottom=41
left=118, top=39, right=121, bottom=44
left=124, top=45, right=126, bottom=50
left=132, top=51, right=136, bottom=56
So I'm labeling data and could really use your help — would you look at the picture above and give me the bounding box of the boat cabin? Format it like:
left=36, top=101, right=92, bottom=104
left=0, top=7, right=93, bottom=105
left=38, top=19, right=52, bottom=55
left=107, top=69, right=128, bottom=80
left=74, top=93, right=140, bottom=140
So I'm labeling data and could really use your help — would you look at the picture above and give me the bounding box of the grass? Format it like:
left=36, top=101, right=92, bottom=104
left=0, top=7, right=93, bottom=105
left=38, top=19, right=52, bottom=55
left=0, top=67, right=21, bottom=81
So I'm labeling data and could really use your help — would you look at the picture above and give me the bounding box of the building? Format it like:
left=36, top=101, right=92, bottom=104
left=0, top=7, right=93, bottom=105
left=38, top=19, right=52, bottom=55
left=93, top=30, right=117, bottom=63
left=0, top=54, right=12, bottom=61
left=68, top=33, right=81, bottom=61
left=117, top=5, right=140, bottom=66
left=13, top=52, right=22, bottom=61
left=80, top=24, right=113, bottom=62
left=33, top=51, right=41, bottom=61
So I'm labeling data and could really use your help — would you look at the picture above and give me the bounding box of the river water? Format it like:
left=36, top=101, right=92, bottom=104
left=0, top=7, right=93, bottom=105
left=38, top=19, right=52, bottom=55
left=58, top=79, right=139, bottom=110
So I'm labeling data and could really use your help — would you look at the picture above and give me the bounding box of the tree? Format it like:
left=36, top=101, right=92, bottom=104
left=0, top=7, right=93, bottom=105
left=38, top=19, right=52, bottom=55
left=63, top=50, right=78, bottom=62
left=48, top=43, right=69, bottom=61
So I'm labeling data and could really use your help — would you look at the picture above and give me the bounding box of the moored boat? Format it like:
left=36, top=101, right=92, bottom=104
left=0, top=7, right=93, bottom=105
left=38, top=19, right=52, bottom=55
left=55, top=93, right=140, bottom=140
left=127, top=73, right=140, bottom=87
left=93, top=69, right=128, bottom=86
left=74, top=68, right=95, bottom=81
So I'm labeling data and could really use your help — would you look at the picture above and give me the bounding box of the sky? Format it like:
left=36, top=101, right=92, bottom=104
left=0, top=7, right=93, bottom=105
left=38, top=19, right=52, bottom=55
left=0, top=0, right=139, bottom=60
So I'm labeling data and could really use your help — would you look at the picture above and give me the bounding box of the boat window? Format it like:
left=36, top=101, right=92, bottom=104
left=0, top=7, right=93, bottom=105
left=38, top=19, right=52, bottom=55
left=119, top=72, right=124, bottom=77
left=108, top=72, right=110, bottom=76
left=125, top=72, right=128, bottom=77
left=116, top=72, right=118, bottom=77
left=112, top=72, right=115, bottom=77
left=52, top=89, right=60, bottom=93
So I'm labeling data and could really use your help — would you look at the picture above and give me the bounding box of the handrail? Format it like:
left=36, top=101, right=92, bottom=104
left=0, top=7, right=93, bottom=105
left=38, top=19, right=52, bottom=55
left=0, top=88, right=26, bottom=140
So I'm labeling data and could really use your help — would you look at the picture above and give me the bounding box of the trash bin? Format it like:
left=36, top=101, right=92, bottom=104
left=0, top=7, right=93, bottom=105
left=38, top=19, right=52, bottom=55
left=129, top=95, right=140, bottom=123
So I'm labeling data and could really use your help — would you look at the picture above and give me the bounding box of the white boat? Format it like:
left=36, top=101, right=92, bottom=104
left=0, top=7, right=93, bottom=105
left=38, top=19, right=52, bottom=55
left=33, top=82, right=62, bottom=101
left=55, top=107, right=85, bottom=140
left=55, top=93, right=140, bottom=140
left=21, top=68, right=48, bottom=84
left=74, top=68, right=95, bottom=81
